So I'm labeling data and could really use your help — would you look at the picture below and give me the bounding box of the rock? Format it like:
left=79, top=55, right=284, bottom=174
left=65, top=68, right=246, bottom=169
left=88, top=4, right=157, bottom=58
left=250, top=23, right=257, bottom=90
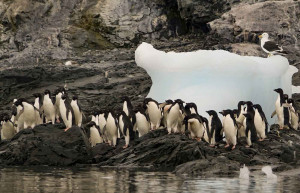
left=0, top=124, right=91, bottom=165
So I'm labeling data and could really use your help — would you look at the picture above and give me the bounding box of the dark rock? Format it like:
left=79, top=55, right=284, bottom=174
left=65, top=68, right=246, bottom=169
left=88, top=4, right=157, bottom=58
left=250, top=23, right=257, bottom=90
left=0, top=124, right=91, bottom=166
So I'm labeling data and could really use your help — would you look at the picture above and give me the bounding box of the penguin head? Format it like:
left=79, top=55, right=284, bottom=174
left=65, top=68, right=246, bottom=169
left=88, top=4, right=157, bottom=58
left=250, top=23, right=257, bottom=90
left=175, top=99, right=185, bottom=104
left=274, top=88, right=283, bottom=94
left=54, top=87, right=66, bottom=96
left=238, top=101, right=245, bottom=107
left=165, top=99, right=173, bottom=104
left=222, top=109, right=232, bottom=116
left=206, top=110, right=217, bottom=116
left=232, top=109, right=238, bottom=115
left=121, top=96, right=131, bottom=102
left=218, top=110, right=225, bottom=116
left=87, top=121, right=97, bottom=128
left=61, top=94, right=68, bottom=101
left=2, top=113, right=10, bottom=122
left=33, top=93, right=42, bottom=99
left=72, top=95, right=78, bottom=101
left=14, top=98, right=26, bottom=107
left=44, top=89, right=51, bottom=96
left=287, top=99, right=294, bottom=104
left=283, top=94, right=289, bottom=101
left=253, top=104, right=262, bottom=111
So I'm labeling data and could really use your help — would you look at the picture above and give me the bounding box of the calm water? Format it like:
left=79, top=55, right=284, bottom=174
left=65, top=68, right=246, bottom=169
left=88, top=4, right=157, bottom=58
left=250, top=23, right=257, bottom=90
left=0, top=166, right=299, bottom=193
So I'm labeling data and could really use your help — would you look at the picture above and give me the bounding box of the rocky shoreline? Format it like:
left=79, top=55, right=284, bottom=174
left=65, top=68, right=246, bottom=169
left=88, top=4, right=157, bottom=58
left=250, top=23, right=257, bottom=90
left=0, top=123, right=299, bottom=176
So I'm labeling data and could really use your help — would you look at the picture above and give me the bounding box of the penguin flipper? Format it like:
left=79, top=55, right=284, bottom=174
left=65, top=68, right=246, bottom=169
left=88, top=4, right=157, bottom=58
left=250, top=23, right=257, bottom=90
left=15, top=109, right=24, bottom=121
left=271, top=110, right=276, bottom=118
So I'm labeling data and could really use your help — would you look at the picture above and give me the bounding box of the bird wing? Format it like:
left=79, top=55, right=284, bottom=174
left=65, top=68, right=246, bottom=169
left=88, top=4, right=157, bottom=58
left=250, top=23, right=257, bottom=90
left=263, top=41, right=280, bottom=51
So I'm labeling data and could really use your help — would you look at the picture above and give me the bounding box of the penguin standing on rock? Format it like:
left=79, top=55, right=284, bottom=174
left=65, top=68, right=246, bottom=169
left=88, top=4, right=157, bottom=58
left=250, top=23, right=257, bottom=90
left=14, top=98, right=38, bottom=129
left=87, top=121, right=103, bottom=147
left=118, top=111, right=135, bottom=148
left=59, top=94, right=74, bottom=132
left=1, top=114, right=15, bottom=140
left=206, top=110, right=223, bottom=147
left=144, top=98, right=162, bottom=130
left=167, top=99, right=185, bottom=134
left=71, top=96, right=83, bottom=127
left=42, top=89, right=56, bottom=124
left=135, top=106, right=150, bottom=137
left=219, top=109, right=237, bottom=150
left=283, top=94, right=292, bottom=129
left=98, top=110, right=107, bottom=142
left=161, top=99, right=173, bottom=127
left=243, top=101, right=258, bottom=147
left=104, top=111, right=118, bottom=147
left=33, top=93, right=43, bottom=110
left=272, top=88, right=285, bottom=129
left=236, top=101, right=246, bottom=137
left=183, top=114, right=205, bottom=141
left=54, top=87, right=65, bottom=123
left=288, top=99, right=299, bottom=130
left=253, top=104, right=268, bottom=141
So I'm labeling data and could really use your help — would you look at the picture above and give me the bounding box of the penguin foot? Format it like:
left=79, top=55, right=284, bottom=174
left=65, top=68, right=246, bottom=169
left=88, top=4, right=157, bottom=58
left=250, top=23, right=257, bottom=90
left=231, top=145, right=236, bottom=150
left=258, top=138, right=264, bottom=141
left=64, top=128, right=70, bottom=132
left=224, top=144, right=230, bottom=148
left=56, top=119, right=61, bottom=123
left=279, top=127, right=284, bottom=130
left=245, top=145, right=250, bottom=148
left=209, top=144, right=215, bottom=147
left=196, top=137, right=201, bottom=142
left=123, top=145, right=128, bottom=149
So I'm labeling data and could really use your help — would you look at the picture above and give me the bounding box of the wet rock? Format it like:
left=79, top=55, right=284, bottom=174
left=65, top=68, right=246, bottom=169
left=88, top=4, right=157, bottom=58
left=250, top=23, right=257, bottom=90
left=0, top=124, right=91, bottom=166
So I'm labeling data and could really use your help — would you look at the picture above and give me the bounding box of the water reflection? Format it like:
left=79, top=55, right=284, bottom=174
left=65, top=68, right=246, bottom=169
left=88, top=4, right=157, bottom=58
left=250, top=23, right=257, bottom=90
left=0, top=166, right=299, bottom=193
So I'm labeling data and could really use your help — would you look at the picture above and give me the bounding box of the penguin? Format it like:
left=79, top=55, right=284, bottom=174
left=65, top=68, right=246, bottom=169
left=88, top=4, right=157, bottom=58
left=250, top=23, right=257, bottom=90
left=71, top=95, right=83, bottom=127
left=87, top=121, right=103, bottom=147
left=232, top=109, right=238, bottom=119
left=166, top=99, right=185, bottom=134
left=135, top=106, right=150, bottom=137
left=41, top=89, right=56, bottom=124
left=59, top=94, right=75, bottom=132
left=219, top=109, right=237, bottom=150
left=144, top=98, right=162, bottom=130
left=1, top=114, right=15, bottom=140
left=14, top=98, right=39, bottom=129
left=122, top=96, right=136, bottom=128
left=184, top=102, right=198, bottom=115
left=91, top=111, right=99, bottom=126
left=98, top=110, right=108, bottom=142
left=161, top=99, right=173, bottom=127
left=183, top=114, right=205, bottom=141
left=288, top=99, right=299, bottom=130
left=236, top=101, right=246, bottom=138
left=32, top=93, right=43, bottom=110
left=283, top=94, right=292, bottom=129
left=206, top=110, right=223, bottom=147
left=118, top=111, right=135, bottom=148
left=253, top=104, right=268, bottom=141
left=273, top=88, right=285, bottom=129
left=54, top=87, right=65, bottom=123
left=202, top=116, right=210, bottom=143
left=243, top=101, right=258, bottom=147
left=104, top=111, right=118, bottom=147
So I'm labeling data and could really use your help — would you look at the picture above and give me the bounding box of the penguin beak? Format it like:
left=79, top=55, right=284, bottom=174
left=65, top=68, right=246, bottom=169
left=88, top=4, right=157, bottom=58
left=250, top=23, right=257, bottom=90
left=258, top=35, right=262, bottom=38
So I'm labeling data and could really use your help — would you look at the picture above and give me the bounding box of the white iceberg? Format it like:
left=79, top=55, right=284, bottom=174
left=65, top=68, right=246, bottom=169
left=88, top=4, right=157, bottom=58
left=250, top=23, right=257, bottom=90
left=135, top=42, right=298, bottom=124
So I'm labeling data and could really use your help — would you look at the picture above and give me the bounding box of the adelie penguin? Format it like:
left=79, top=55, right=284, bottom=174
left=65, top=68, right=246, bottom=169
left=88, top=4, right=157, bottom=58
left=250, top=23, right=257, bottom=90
left=219, top=109, right=237, bottom=150
left=243, top=101, right=258, bottom=147
left=183, top=114, right=205, bottom=141
left=104, top=111, right=118, bottom=147
left=184, top=102, right=198, bottom=115
left=1, top=113, right=15, bottom=140
left=135, top=106, right=150, bottom=137
left=71, top=96, right=83, bottom=127
left=236, top=101, right=246, bottom=138
left=144, top=98, right=162, bottom=130
left=122, top=96, right=136, bottom=126
left=87, top=121, right=103, bottom=147
left=272, top=88, right=285, bottom=129
left=32, top=93, right=44, bottom=125
left=14, top=98, right=39, bottom=129
left=167, top=99, right=185, bottom=134
left=288, top=99, right=299, bottom=130
left=206, top=110, right=223, bottom=147
left=54, top=87, right=65, bottom=123
left=253, top=104, right=268, bottom=141
left=42, top=89, right=56, bottom=124
left=118, top=111, right=135, bottom=148
left=59, top=94, right=75, bottom=132
left=161, top=99, right=173, bottom=127
left=98, top=110, right=108, bottom=142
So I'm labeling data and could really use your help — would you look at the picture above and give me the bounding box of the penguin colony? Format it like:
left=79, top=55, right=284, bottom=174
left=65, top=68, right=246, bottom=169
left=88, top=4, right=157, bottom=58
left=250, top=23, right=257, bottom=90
left=0, top=87, right=299, bottom=150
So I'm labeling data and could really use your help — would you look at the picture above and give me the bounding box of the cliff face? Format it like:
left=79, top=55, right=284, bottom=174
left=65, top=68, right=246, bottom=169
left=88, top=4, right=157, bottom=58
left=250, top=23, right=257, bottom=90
left=0, top=0, right=299, bottom=113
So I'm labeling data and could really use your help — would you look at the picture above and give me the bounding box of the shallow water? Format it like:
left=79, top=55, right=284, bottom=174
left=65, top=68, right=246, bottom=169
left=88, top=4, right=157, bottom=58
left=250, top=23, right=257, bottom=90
left=0, top=166, right=299, bottom=193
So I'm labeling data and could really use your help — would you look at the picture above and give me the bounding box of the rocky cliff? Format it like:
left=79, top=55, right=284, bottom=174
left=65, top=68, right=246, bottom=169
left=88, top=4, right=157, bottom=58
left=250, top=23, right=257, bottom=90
left=0, top=0, right=299, bottom=113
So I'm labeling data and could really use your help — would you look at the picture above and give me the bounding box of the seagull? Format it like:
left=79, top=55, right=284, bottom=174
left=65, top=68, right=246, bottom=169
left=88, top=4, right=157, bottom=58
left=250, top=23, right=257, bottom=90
left=258, top=33, right=288, bottom=57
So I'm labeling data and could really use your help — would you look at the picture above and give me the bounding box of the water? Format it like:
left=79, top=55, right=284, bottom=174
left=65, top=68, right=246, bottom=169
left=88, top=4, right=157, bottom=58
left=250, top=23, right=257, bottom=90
left=0, top=166, right=299, bottom=193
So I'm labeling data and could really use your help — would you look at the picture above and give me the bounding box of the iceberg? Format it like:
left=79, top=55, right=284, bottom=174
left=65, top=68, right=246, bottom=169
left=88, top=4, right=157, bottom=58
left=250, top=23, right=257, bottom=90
left=135, top=42, right=298, bottom=124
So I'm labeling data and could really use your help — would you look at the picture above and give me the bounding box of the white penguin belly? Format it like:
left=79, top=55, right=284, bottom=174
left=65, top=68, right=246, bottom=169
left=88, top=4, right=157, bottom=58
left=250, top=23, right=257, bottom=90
left=90, top=126, right=102, bottom=147
left=136, top=112, right=150, bottom=136
left=71, top=101, right=82, bottom=126
left=98, top=114, right=106, bottom=133
left=254, top=111, right=265, bottom=138
left=43, top=96, right=55, bottom=121
left=188, top=119, right=204, bottom=138
left=23, top=103, right=36, bottom=128
left=106, top=116, right=117, bottom=140
left=1, top=122, right=15, bottom=140
left=148, top=102, right=161, bottom=127
left=224, top=116, right=237, bottom=145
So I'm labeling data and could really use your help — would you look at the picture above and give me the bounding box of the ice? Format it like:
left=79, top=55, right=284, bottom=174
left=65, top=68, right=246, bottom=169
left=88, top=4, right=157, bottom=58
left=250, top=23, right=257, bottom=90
left=239, top=164, right=250, bottom=179
left=261, top=166, right=277, bottom=179
left=135, top=42, right=298, bottom=124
